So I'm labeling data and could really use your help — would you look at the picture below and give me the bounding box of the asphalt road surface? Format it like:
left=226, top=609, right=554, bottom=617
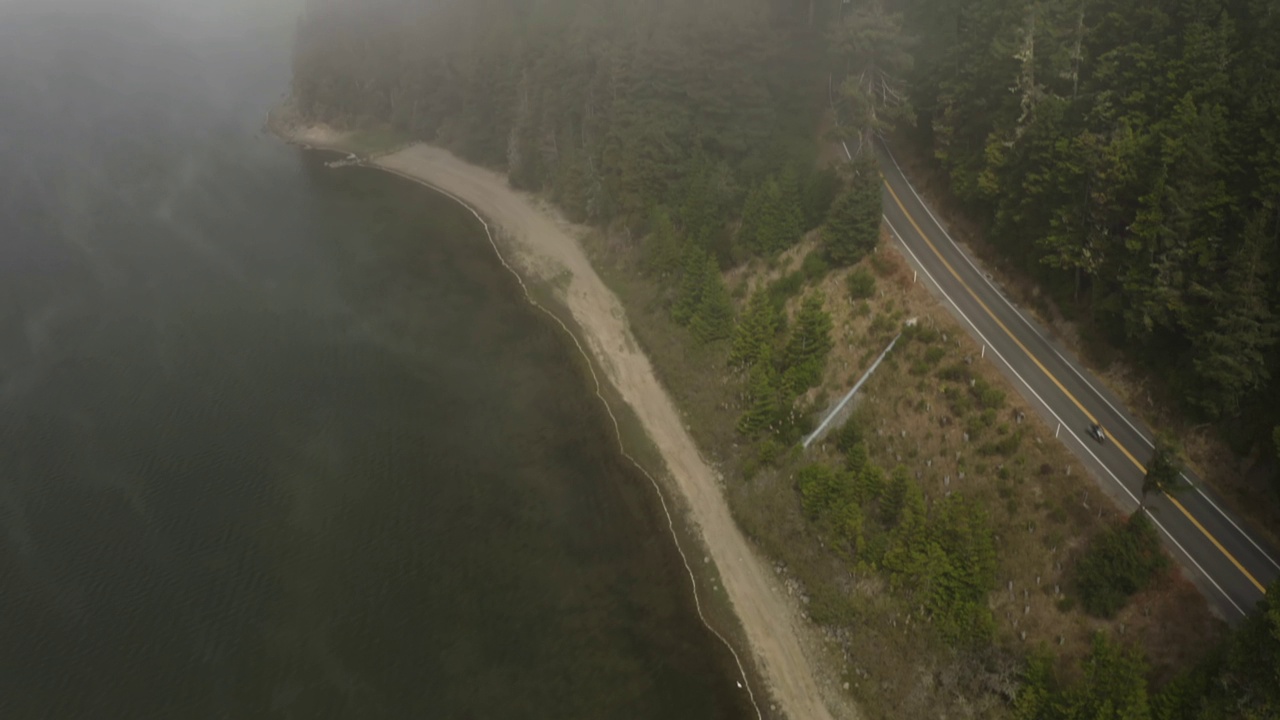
left=874, top=141, right=1279, bottom=622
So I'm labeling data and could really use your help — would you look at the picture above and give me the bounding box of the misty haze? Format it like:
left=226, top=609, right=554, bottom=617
left=5, top=0, right=1280, bottom=719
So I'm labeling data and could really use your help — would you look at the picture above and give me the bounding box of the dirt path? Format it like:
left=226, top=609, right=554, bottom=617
left=283, top=124, right=848, bottom=719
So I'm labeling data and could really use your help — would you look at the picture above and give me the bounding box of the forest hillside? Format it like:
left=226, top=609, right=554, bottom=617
left=288, top=1, right=1280, bottom=718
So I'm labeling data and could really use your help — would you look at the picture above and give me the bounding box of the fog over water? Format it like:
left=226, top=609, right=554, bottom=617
left=0, top=1, right=751, bottom=717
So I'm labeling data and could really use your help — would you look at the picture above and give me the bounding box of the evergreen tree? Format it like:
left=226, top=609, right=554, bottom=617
left=1142, top=433, right=1183, bottom=509
left=883, top=475, right=943, bottom=587
left=853, top=452, right=885, bottom=504
left=738, top=353, right=782, bottom=436
left=1189, top=212, right=1278, bottom=419
left=881, top=463, right=911, bottom=526
left=931, top=495, right=997, bottom=642
left=1012, top=652, right=1055, bottom=720
left=691, top=255, right=734, bottom=343
left=1067, top=633, right=1151, bottom=720
left=671, top=244, right=708, bottom=326
left=730, top=290, right=780, bottom=369
left=829, top=0, right=916, bottom=155
left=782, top=292, right=834, bottom=393
left=801, top=167, right=840, bottom=232
left=824, top=158, right=882, bottom=266
left=739, top=177, right=802, bottom=255
left=1075, top=512, right=1169, bottom=618
left=644, top=206, right=682, bottom=278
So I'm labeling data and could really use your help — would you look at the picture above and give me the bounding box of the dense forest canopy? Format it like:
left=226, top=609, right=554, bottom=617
left=898, top=0, right=1280, bottom=450
left=293, top=0, right=833, bottom=235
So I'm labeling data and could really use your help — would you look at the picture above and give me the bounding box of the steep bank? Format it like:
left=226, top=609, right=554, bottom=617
left=271, top=117, right=854, bottom=720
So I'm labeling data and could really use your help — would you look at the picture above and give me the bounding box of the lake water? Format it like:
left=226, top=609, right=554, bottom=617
left=0, top=2, right=751, bottom=717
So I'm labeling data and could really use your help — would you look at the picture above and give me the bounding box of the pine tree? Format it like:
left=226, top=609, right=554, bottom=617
left=1189, top=211, right=1278, bottom=419
left=730, top=290, right=780, bottom=369
left=691, top=254, right=734, bottom=343
left=883, top=475, right=943, bottom=589
left=801, top=167, right=840, bottom=232
left=739, top=177, right=802, bottom=255
left=829, top=0, right=916, bottom=155
left=738, top=353, right=782, bottom=436
left=824, top=160, right=882, bottom=266
left=797, top=463, right=842, bottom=518
left=644, top=205, right=682, bottom=278
left=855, top=458, right=885, bottom=505
left=782, top=292, right=834, bottom=393
left=1012, top=652, right=1055, bottom=720
left=671, top=244, right=707, bottom=326
left=1067, top=633, right=1151, bottom=720
left=1142, top=433, right=1183, bottom=509
left=931, top=494, right=997, bottom=641
left=880, top=464, right=911, bottom=526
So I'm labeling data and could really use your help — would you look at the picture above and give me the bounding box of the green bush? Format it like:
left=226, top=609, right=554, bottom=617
left=1074, top=512, right=1169, bottom=618
left=965, top=411, right=995, bottom=440
left=870, top=251, right=894, bottom=276
left=944, top=386, right=974, bottom=416
left=979, top=429, right=1023, bottom=457
left=834, top=416, right=864, bottom=455
left=847, top=267, right=876, bottom=300
left=765, top=269, right=805, bottom=308
left=801, top=250, right=831, bottom=282
left=971, top=378, right=1006, bottom=410
left=937, top=362, right=970, bottom=383
left=869, top=313, right=897, bottom=336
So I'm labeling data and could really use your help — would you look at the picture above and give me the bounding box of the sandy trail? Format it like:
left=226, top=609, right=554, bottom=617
left=284, top=124, right=845, bottom=719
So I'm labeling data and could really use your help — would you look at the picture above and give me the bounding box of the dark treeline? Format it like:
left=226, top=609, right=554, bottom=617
left=293, top=0, right=834, bottom=243
left=290, top=1, right=1280, bottom=716
left=897, top=0, right=1280, bottom=455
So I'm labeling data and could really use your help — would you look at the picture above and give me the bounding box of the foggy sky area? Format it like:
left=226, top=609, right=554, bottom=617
left=0, top=0, right=306, bottom=406
left=0, top=0, right=302, bottom=231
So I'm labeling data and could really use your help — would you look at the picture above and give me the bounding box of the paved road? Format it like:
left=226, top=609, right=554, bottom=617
left=872, top=141, right=1279, bottom=622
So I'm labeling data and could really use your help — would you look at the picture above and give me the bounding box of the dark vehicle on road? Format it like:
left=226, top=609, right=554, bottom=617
left=1088, top=423, right=1106, bottom=444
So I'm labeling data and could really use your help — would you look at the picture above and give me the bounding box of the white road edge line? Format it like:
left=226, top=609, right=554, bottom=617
left=883, top=214, right=1248, bottom=619
left=878, top=143, right=1280, bottom=575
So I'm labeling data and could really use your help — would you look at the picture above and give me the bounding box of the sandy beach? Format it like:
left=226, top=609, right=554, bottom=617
left=274, top=119, right=850, bottom=720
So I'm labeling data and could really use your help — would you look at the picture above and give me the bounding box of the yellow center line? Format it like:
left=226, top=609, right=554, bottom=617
left=882, top=177, right=1268, bottom=596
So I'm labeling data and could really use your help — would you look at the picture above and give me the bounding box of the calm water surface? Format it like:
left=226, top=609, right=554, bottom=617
left=0, top=2, right=750, bottom=717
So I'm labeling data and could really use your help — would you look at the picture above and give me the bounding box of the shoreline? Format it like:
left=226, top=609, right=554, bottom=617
left=270, top=113, right=850, bottom=720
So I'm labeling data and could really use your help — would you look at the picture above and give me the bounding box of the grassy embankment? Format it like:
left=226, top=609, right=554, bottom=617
left=583, top=228, right=1224, bottom=719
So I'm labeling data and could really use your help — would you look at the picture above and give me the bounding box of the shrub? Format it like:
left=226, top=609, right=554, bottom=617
left=801, top=250, right=831, bottom=282
left=869, top=313, right=897, bottom=336
left=870, top=251, right=894, bottom=276
left=937, top=362, right=970, bottom=383
left=1074, top=512, right=1169, bottom=618
left=979, top=429, right=1023, bottom=457
left=972, top=379, right=1006, bottom=410
left=765, top=269, right=805, bottom=308
left=847, top=267, right=876, bottom=300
